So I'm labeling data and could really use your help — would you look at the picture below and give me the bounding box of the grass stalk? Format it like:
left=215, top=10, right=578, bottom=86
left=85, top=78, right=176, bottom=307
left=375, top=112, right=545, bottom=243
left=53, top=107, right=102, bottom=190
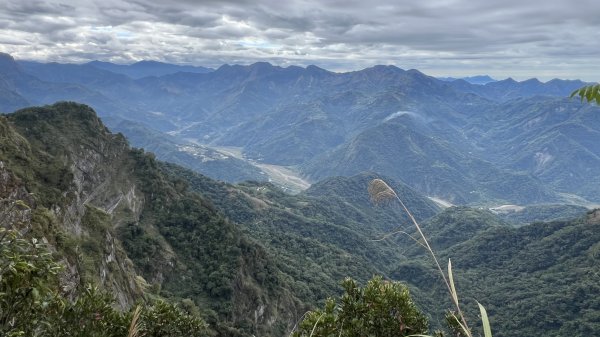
left=126, top=305, right=142, bottom=337
left=368, top=178, right=484, bottom=337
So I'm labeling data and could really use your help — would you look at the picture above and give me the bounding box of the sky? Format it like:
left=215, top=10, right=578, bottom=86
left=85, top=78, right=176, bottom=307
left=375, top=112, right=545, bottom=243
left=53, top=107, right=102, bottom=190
left=1, top=0, right=599, bottom=81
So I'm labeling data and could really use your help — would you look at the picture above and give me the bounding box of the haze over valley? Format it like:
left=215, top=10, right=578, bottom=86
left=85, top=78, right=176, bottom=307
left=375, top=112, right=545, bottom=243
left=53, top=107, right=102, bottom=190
left=2, top=52, right=598, bottom=207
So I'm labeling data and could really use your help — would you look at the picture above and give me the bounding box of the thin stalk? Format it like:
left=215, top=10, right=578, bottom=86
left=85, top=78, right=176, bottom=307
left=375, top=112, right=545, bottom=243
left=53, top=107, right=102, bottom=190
left=391, top=192, right=471, bottom=335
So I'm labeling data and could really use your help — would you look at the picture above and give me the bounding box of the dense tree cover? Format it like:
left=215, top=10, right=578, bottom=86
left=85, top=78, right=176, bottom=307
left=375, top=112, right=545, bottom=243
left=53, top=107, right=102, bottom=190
left=496, top=204, right=588, bottom=226
left=159, top=164, right=440, bottom=306
left=125, top=148, right=301, bottom=337
left=2, top=102, right=599, bottom=337
left=0, top=227, right=210, bottom=337
left=392, top=207, right=600, bottom=337
left=1, top=103, right=302, bottom=336
left=160, top=160, right=600, bottom=337
left=291, top=276, right=430, bottom=337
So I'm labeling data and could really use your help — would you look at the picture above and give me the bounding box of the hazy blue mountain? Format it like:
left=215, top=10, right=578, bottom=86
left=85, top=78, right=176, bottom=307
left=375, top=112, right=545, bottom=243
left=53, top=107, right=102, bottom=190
left=302, top=116, right=557, bottom=204
left=437, top=75, right=497, bottom=84
left=111, top=119, right=267, bottom=183
left=463, top=97, right=600, bottom=200
left=0, top=53, right=106, bottom=107
left=0, top=54, right=31, bottom=112
left=449, top=77, right=587, bottom=101
left=0, top=53, right=160, bottom=128
left=2, top=53, right=599, bottom=204
left=86, top=61, right=213, bottom=79
left=194, top=65, right=488, bottom=165
left=18, top=60, right=133, bottom=86
left=87, top=60, right=213, bottom=79
left=0, top=77, right=29, bottom=112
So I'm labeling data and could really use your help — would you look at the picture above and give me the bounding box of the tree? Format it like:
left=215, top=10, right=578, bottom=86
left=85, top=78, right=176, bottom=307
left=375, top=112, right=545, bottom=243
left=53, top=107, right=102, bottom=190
left=0, top=225, right=211, bottom=337
left=0, top=227, right=63, bottom=336
left=291, top=276, right=429, bottom=337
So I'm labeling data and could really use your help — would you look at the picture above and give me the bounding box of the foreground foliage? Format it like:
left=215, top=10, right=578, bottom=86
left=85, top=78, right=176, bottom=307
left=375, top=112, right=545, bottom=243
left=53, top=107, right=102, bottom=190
left=292, top=276, right=429, bottom=337
left=571, top=84, right=600, bottom=104
left=0, top=227, right=210, bottom=337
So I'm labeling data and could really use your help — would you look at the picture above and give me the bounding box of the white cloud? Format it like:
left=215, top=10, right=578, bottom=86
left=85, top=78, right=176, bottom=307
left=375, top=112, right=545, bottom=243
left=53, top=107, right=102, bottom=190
left=0, top=0, right=599, bottom=80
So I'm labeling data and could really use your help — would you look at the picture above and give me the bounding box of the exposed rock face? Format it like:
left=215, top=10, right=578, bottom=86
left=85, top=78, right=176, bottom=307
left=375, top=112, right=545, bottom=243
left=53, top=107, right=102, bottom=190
left=0, top=160, right=33, bottom=226
left=1, top=105, right=146, bottom=308
left=0, top=102, right=304, bottom=335
left=587, top=209, right=600, bottom=225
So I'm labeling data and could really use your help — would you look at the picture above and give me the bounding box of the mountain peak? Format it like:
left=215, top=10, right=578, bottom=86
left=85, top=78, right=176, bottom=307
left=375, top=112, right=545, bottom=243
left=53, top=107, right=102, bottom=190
left=0, top=52, right=21, bottom=73
left=10, top=102, right=109, bottom=137
left=368, top=64, right=404, bottom=73
left=522, top=78, right=542, bottom=84
left=306, top=64, right=323, bottom=70
left=439, top=75, right=497, bottom=85
left=305, top=64, right=331, bottom=76
left=249, top=61, right=275, bottom=69
left=0, top=52, right=16, bottom=62
left=132, top=60, right=166, bottom=66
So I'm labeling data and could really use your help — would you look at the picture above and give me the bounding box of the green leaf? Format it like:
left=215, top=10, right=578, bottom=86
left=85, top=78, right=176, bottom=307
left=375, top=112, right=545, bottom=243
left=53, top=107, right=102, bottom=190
left=570, top=83, right=600, bottom=104
left=477, top=302, right=493, bottom=337
left=447, top=259, right=459, bottom=308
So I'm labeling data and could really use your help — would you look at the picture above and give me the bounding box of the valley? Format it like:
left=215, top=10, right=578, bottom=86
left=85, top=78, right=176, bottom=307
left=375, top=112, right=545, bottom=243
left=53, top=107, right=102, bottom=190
left=3, top=52, right=597, bottom=205
left=211, top=145, right=311, bottom=194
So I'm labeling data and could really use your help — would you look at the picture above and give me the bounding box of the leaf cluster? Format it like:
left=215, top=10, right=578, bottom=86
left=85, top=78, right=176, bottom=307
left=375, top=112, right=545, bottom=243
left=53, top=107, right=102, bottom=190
left=292, top=276, right=429, bottom=337
left=571, top=84, right=600, bottom=104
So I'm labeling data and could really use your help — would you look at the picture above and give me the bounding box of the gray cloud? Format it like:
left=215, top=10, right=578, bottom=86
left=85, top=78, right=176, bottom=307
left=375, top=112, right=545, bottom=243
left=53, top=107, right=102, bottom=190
left=1, top=0, right=599, bottom=80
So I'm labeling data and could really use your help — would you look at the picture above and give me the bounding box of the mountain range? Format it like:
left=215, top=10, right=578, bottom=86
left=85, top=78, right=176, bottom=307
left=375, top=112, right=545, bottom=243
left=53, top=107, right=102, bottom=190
left=437, top=75, right=497, bottom=84
left=0, top=55, right=600, bottom=204
left=1, top=51, right=598, bottom=206
left=1, top=102, right=598, bottom=336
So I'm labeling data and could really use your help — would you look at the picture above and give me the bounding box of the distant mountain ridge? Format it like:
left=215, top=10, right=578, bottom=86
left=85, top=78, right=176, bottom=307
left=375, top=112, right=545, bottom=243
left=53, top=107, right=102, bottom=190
left=86, top=60, right=213, bottom=78
left=437, top=75, right=497, bottom=84
left=2, top=52, right=598, bottom=204
left=449, top=77, right=588, bottom=101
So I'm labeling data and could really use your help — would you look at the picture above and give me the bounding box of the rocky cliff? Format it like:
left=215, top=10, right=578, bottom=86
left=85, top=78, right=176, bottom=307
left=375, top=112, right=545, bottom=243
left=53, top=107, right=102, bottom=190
left=0, top=102, right=303, bottom=336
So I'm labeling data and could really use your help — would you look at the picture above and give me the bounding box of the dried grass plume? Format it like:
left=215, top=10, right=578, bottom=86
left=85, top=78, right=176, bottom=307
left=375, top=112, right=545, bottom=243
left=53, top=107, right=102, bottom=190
left=127, top=305, right=142, bottom=337
left=368, top=179, right=397, bottom=204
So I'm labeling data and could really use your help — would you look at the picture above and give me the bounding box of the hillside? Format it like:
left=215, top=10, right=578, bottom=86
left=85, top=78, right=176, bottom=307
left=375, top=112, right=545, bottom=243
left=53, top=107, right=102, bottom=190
left=0, top=102, right=304, bottom=336
left=1, top=102, right=599, bottom=337
left=387, top=206, right=599, bottom=337
left=159, top=165, right=440, bottom=304
left=0, top=102, right=442, bottom=336
left=302, top=116, right=557, bottom=204
left=110, top=119, right=267, bottom=183
left=161, top=159, right=600, bottom=336
left=463, top=97, right=600, bottom=200
left=446, top=209, right=600, bottom=337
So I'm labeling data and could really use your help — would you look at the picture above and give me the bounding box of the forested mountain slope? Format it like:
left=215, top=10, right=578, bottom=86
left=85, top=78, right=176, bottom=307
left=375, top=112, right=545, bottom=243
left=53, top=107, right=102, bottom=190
left=0, top=102, right=304, bottom=336
left=1, top=101, right=598, bottom=337
left=391, top=206, right=599, bottom=337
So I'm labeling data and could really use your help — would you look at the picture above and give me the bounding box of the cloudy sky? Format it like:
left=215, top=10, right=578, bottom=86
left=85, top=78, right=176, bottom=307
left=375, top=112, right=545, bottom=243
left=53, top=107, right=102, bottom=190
left=1, top=0, right=599, bottom=80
